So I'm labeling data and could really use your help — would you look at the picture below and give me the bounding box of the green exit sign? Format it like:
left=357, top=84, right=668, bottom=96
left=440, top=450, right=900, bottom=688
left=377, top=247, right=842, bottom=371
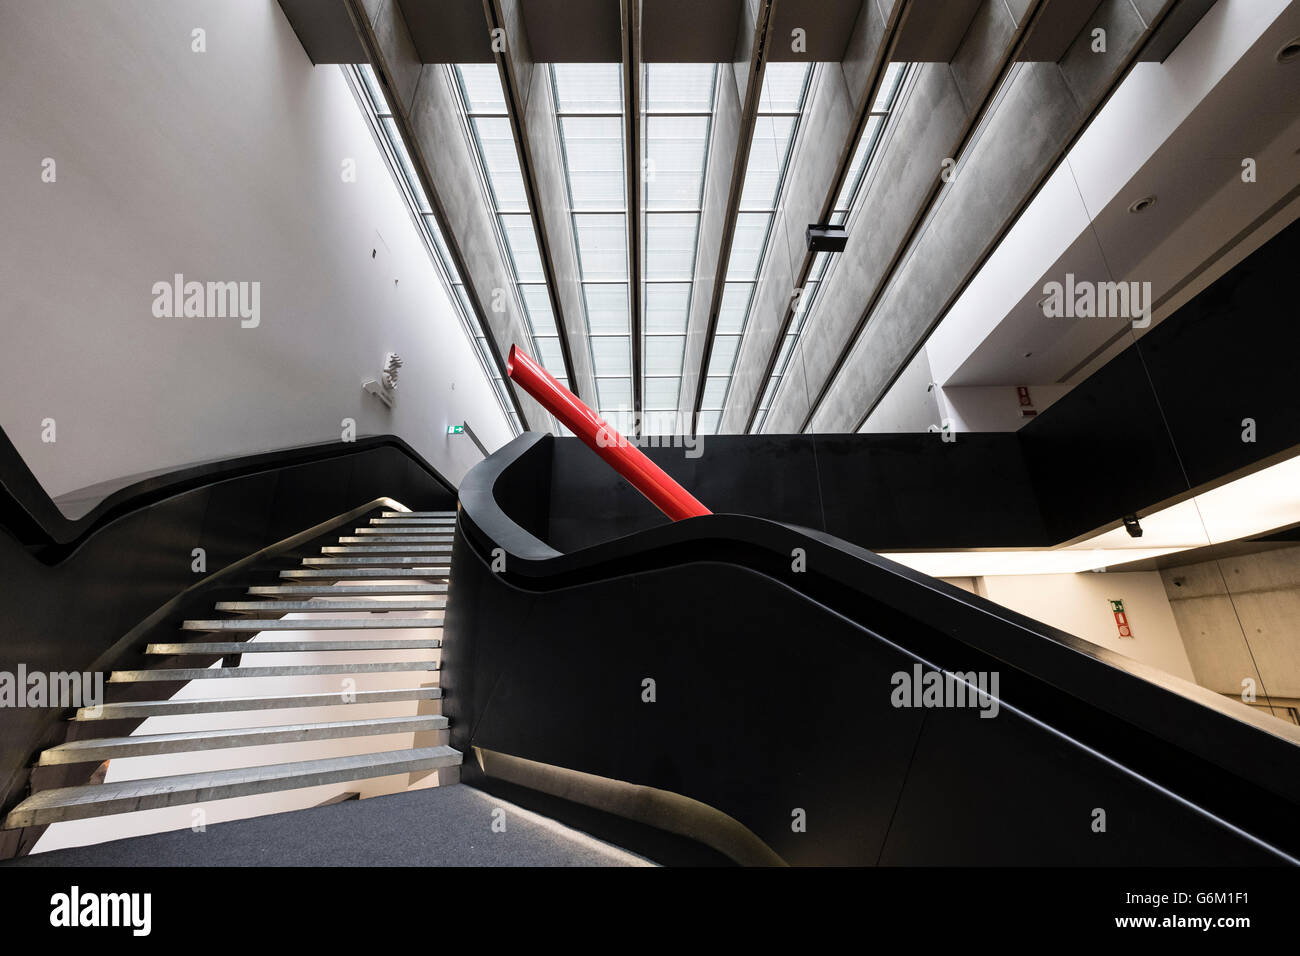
left=446, top=424, right=464, bottom=435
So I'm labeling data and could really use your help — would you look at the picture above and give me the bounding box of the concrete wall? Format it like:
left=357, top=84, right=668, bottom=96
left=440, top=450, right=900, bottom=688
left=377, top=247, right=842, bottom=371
left=979, top=570, right=1196, bottom=682
left=1161, top=545, right=1300, bottom=711
left=0, top=0, right=511, bottom=506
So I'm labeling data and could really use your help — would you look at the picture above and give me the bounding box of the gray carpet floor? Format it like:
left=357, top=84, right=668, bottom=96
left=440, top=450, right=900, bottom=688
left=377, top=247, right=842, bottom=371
left=4, top=785, right=654, bottom=867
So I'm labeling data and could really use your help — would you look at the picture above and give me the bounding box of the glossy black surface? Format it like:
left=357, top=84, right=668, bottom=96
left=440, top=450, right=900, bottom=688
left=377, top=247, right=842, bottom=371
left=446, top=432, right=1300, bottom=865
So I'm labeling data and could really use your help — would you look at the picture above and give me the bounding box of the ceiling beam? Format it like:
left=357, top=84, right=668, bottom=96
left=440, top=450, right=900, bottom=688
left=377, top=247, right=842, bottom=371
left=621, top=0, right=643, bottom=432
left=804, top=0, right=1185, bottom=434
left=686, top=0, right=779, bottom=434
left=484, top=0, right=592, bottom=402
left=757, top=0, right=1051, bottom=434
left=343, top=0, right=553, bottom=431
left=729, top=0, right=910, bottom=434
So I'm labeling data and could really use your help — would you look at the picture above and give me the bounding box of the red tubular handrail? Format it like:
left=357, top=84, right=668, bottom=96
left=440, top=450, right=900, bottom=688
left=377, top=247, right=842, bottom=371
left=506, top=345, right=711, bottom=521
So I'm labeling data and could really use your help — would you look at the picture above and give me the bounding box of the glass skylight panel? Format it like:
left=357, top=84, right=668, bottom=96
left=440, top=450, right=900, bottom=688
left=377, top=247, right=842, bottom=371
left=597, top=377, right=632, bottom=410
left=519, top=284, right=558, bottom=337
left=591, top=335, right=631, bottom=377
left=739, top=114, right=797, bottom=209
left=701, top=376, right=728, bottom=408
left=499, top=214, right=545, bottom=282
left=726, top=213, right=771, bottom=281
left=697, top=410, right=722, bottom=434
left=760, top=63, right=812, bottom=112
left=644, top=213, right=699, bottom=279
left=559, top=115, right=625, bottom=210
left=645, top=115, right=710, bottom=208
left=358, top=64, right=391, bottom=115
left=702, top=61, right=812, bottom=431
left=458, top=63, right=508, bottom=113
left=710, top=334, right=741, bottom=374
left=834, top=114, right=884, bottom=212
left=873, top=62, right=906, bottom=111
left=754, top=63, right=911, bottom=434
left=644, top=283, right=690, bottom=334
left=639, top=64, right=719, bottom=430
left=453, top=64, right=575, bottom=410
left=573, top=214, right=628, bottom=280
left=381, top=117, right=430, bottom=213
left=718, top=283, right=753, bottom=334
left=584, top=284, right=630, bottom=334
left=534, top=336, right=564, bottom=372
left=471, top=117, right=529, bottom=212
left=552, top=64, right=623, bottom=113
left=644, top=63, right=716, bottom=112
left=645, top=335, right=685, bottom=376
left=645, top=376, right=682, bottom=410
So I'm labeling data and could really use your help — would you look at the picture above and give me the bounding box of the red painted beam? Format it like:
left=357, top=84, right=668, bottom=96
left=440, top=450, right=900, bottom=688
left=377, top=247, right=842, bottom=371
left=506, top=345, right=711, bottom=521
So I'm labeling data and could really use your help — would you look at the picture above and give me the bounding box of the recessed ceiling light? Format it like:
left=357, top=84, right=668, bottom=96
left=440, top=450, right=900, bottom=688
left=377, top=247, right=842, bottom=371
left=1128, top=195, right=1156, bottom=214
left=1277, top=37, right=1300, bottom=63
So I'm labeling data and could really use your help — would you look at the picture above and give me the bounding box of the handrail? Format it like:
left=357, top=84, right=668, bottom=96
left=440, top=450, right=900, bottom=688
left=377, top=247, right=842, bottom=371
left=506, top=345, right=710, bottom=521
left=454, top=433, right=1300, bottom=847
left=0, top=429, right=456, bottom=559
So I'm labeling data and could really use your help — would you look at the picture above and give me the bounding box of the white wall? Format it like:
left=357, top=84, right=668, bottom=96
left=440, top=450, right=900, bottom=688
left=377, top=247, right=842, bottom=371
left=0, top=0, right=511, bottom=503
left=979, top=571, right=1196, bottom=682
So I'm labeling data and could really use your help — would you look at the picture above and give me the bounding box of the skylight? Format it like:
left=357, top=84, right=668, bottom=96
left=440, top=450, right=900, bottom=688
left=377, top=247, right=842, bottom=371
left=641, top=63, right=717, bottom=433
left=551, top=63, right=630, bottom=430
left=753, top=62, right=909, bottom=433
left=346, top=64, right=520, bottom=435
left=455, top=63, right=571, bottom=406
left=698, top=61, right=813, bottom=436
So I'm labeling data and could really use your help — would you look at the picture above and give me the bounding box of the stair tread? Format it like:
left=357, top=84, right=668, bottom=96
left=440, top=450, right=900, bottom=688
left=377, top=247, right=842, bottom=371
left=38, top=716, right=447, bottom=764
left=380, top=511, right=455, bottom=517
left=321, top=546, right=453, bottom=553
left=215, top=600, right=447, bottom=612
left=110, top=662, right=438, bottom=681
left=351, top=528, right=455, bottom=535
left=337, top=536, right=453, bottom=543
left=280, top=569, right=449, bottom=579
left=182, top=618, right=442, bottom=631
left=370, top=518, right=455, bottom=524
left=246, top=584, right=448, bottom=596
left=77, top=687, right=441, bottom=719
left=303, top=556, right=454, bottom=566
left=148, top=639, right=442, bottom=654
left=5, top=746, right=461, bottom=827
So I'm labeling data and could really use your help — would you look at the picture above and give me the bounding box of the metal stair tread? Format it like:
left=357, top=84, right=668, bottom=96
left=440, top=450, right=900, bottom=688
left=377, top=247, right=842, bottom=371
left=182, top=618, right=442, bottom=631
left=110, top=661, right=439, bottom=681
left=37, top=716, right=447, bottom=765
left=4, top=746, right=462, bottom=828
left=147, top=639, right=442, bottom=654
left=76, top=687, right=441, bottom=719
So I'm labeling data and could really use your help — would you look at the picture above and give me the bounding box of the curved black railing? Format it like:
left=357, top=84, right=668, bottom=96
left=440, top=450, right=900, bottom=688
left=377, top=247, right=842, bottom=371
left=445, top=432, right=1300, bottom=866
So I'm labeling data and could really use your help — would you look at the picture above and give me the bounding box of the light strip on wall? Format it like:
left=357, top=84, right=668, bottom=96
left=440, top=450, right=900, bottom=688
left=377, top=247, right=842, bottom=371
left=880, top=449, right=1300, bottom=577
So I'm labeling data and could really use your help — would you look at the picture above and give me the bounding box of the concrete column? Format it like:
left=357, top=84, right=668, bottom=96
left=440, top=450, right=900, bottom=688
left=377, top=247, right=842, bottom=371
left=353, top=0, right=555, bottom=430
left=798, top=0, right=1174, bottom=434
left=492, top=0, right=598, bottom=404
left=762, top=0, right=1029, bottom=433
